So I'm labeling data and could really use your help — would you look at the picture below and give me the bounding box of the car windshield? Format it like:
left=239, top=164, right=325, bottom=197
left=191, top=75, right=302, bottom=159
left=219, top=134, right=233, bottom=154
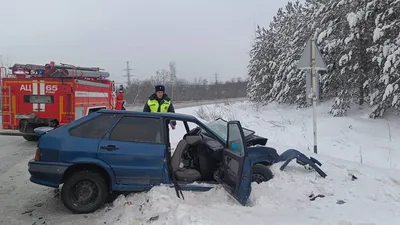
left=202, top=118, right=255, bottom=142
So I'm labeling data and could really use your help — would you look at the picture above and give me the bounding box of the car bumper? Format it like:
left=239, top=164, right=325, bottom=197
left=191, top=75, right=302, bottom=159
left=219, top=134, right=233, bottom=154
left=28, top=160, right=70, bottom=188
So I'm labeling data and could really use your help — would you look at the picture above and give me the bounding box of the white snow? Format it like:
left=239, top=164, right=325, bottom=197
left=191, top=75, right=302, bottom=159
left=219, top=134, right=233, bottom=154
left=346, top=12, right=359, bottom=28
left=383, top=84, right=394, bottom=101
left=97, top=101, right=400, bottom=225
left=373, top=27, right=384, bottom=42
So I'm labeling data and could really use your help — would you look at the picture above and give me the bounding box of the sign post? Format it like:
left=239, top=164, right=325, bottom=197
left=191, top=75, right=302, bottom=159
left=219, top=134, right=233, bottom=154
left=297, top=37, right=327, bottom=154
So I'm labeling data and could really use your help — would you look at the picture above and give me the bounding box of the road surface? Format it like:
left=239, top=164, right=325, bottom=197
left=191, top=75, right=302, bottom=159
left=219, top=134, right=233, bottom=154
left=0, top=98, right=246, bottom=225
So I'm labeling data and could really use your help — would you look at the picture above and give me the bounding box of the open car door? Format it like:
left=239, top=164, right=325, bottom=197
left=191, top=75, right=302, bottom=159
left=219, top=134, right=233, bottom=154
left=217, top=121, right=252, bottom=205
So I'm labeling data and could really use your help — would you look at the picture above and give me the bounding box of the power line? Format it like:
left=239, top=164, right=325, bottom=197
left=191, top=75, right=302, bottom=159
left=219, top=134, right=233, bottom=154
left=123, top=61, right=134, bottom=86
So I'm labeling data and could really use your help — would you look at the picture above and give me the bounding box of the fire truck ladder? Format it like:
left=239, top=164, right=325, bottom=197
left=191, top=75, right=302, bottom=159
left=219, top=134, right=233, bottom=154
left=1, top=86, right=14, bottom=129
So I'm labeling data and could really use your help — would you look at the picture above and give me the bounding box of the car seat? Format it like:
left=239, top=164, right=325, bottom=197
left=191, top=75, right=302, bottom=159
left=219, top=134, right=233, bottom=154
left=171, top=135, right=202, bottom=182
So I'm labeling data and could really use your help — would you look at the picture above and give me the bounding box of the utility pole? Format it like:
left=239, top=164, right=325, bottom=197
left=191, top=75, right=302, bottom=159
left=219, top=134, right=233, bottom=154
left=214, top=72, right=219, bottom=98
left=169, top=61, right=176, bottom=100
left=123, top=61, right=134, bottom=87
left=214, top=72, right=218, bottom=84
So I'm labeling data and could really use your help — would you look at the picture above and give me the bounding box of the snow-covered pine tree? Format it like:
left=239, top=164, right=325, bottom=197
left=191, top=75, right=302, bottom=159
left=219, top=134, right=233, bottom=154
left=259, top=8, right=286, bottom=103
left=247, top=9, right=287, bottom=103
left=272, top=1, right=311, bottom=105
left=368, top=0, right=400, bottom=118
left=247, top=26, right=269, bottom=102
left=247, top=0, right=400, bottom=118
left=252, top=1, right=311, bottom=105
left=311, top=0, right=350, bottom=102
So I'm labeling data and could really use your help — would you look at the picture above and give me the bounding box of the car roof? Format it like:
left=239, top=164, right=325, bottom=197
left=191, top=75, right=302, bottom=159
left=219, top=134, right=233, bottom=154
left=98, top=109, right=198, bottom=121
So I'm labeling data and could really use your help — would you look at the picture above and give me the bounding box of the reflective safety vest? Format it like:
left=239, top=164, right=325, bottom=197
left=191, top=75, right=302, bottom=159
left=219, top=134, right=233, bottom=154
left=147, top=99, right=171, bottom=112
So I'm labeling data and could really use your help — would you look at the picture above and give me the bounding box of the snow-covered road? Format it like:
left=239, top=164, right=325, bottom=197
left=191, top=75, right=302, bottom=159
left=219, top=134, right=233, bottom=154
left=0, top=135, right=103, bottom=225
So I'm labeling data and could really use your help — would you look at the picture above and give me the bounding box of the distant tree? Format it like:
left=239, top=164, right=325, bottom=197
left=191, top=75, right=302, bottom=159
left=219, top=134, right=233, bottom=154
left=123, top=61, right=248, bottom=103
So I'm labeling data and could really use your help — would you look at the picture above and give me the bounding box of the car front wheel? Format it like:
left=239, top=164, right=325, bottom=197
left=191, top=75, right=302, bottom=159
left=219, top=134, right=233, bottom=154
left=61, top=171, right=108, bottom=214
left=252, top=164, right=273, bottom=184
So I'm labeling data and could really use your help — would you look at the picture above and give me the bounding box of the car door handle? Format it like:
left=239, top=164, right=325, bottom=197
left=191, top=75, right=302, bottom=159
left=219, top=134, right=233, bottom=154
left=100, top=145, right=119, bottom=151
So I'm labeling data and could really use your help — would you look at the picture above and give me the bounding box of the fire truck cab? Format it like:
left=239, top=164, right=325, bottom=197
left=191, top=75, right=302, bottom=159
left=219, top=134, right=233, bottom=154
left=1, top=61, right=117, bottom=141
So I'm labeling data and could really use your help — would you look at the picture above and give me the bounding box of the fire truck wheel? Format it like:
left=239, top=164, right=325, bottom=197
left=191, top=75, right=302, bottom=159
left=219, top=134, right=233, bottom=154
left=22, top=135, right=40, bottom=142
left=61, top=170, right=108, bottom=214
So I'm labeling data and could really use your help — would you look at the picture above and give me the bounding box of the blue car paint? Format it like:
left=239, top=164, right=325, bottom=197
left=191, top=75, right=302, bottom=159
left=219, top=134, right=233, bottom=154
left=38, top=148, right=59, bottom=162
left=29, top=110, right=254, bottom=206
left=98, top=140, right=168, bottom=186
left=33, top=127, right=55, bottom=136
left=174, top=181, right=218, bottom=192
left=235, top=156, right=252, bottom=205
left=278, top=149, right=327, bottom=178
left=247, top=146, right=279, bottom=165
left=28, top=160, right=72, bottom=187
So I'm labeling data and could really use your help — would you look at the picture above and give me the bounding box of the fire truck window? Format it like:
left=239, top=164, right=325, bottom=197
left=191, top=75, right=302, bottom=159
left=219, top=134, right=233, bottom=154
left=24, top=95, right=54, bottom=104
left=109, top=117, right=161, bottom=144
left=69, top=113, right=118, bottom=139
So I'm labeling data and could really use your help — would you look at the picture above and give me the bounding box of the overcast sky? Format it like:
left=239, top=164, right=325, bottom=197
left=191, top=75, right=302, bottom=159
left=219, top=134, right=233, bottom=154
left=0, top=0, right=291, bottom=84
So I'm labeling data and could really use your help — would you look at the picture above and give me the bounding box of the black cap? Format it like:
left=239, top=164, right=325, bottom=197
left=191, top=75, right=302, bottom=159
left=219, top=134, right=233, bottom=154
left=155, top=85, right=165, bottom=92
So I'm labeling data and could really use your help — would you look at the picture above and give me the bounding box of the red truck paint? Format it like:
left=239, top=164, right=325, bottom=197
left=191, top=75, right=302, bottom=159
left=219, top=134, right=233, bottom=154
left=1, top=62, right=118, bottom=134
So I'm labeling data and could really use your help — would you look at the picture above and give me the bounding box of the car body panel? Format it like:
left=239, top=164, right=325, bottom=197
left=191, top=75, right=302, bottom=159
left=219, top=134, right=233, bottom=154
left=33, top=127, right=55, bottom=136
left=98, top=140, right=169, bottom=185
left=97, top=114, right=170, bottom=186
left=247, top=146, right=279, bottom=165
left=217, top=121, right=252, bottom=205
left=28, top=110, right=259, bottom=206
left=28, top=160, right=72, bottom=187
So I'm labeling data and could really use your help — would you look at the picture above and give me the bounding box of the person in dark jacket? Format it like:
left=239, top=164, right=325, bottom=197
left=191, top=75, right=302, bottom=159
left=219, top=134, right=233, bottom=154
left=143, top=85, right=176, bottom=129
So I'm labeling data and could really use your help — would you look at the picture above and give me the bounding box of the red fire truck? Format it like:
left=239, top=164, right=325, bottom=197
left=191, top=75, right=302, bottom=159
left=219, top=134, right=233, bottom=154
left=0, top=61, right=118, bottom=141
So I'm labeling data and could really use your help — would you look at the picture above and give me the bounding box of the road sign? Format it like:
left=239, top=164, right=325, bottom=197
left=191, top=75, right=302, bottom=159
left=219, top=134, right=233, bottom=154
left=298, top=37, right=327, bottom=71
left=297, top=37, right=327, bottom=155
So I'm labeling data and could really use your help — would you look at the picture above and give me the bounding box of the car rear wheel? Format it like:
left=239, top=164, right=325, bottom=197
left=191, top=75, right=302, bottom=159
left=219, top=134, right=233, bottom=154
left=61, top=170, right=108, bottom=214
left=23, top=135, right=39, bottom=142
left=252, top=164, right=273, bottom=184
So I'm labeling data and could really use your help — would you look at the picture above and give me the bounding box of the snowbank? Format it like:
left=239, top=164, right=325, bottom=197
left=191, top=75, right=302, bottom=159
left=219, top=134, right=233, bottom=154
left=186, top=100, right=400, bottom=170
left=97, top=100, right=400, bottom=225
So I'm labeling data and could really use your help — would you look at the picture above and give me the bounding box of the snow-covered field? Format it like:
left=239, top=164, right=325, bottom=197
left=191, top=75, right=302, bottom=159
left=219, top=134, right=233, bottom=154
left=1, top=100, right=400, bottom=225
left=99, top=100, right=400, bottom=225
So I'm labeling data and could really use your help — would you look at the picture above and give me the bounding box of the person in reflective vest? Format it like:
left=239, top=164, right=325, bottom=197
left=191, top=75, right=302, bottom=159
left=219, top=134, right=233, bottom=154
left=143, top=85, right=176, bottom=129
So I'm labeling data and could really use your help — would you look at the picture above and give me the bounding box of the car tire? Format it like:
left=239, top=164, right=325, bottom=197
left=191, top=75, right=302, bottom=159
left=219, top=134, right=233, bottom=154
left=252, top=164, right=273, bottom=184
left=23, top=135, right=39, bottom=142
left=61, top=170, right=108, bottom=214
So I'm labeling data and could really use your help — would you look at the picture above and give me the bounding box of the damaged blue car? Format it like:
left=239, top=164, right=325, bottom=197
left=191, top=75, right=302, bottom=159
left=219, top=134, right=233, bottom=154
left=28, top=110, right=325, bottom=214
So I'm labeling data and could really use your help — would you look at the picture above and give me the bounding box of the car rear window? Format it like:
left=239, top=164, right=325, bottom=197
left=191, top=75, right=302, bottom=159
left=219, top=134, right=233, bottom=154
left=69, top=113, right=119, bottom=139
left=109, top=116, right=162, bottom=144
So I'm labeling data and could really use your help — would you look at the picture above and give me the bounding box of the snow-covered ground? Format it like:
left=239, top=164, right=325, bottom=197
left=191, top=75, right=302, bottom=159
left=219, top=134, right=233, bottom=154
left=1, top=100, right=400, bottom=225
left=98, top=100, right=400, bottom=225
